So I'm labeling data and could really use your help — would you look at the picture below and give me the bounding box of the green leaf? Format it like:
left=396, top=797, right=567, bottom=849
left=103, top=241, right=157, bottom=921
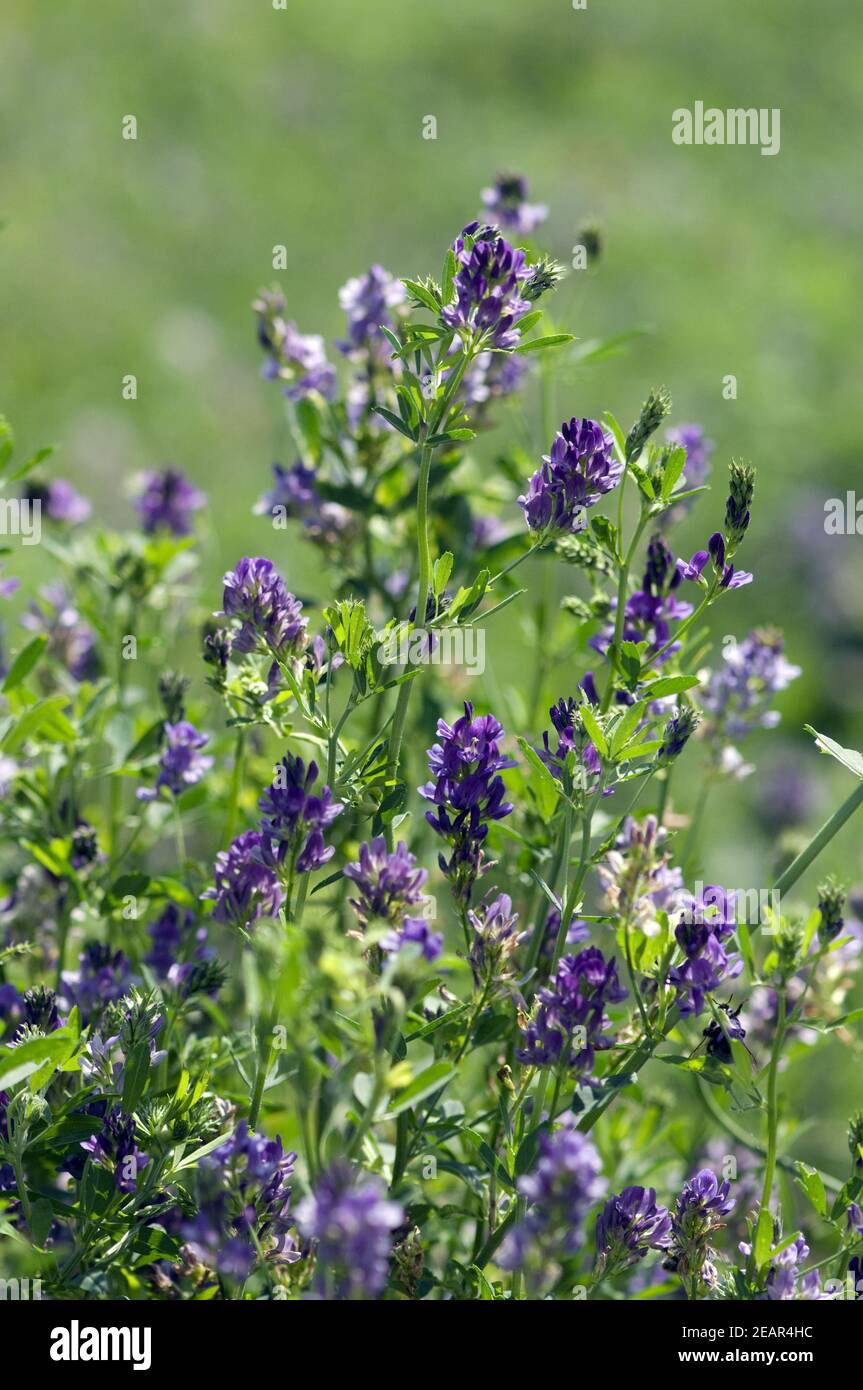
left=753, top=1205, right=774, bottom=1270
left=385, top=1061, right=457, bottom=1117
left=402, top=278, right=440, bottom=314
left=372, top=405, right=417, bottom=441
left=463, top=1129, right=516, bottom=1191
left=29, top=1198, right=55, bottom=1249
left=8, top=445, right=54, bottom=484
left=1, top=635, right=47, bottom=693
left=660, top=445, right=687, bottom=499
left=640, top=674, right=700, bottom=698
left=441, top=249, right=456, bottom=306
left=1, top=696, right=75, bottom=753
left=514, top=333, right=575, bottom=355
left=794, top=1163, right=827, bottom=1218
left=433, top=551, right=454, bottom=597
left=122, top=1042, right=153, bottom=1113
left=579, top=703, right=608, bottom=758
left=609, top=701, right=646, bottom=759
left=0, top=1028, right=78, bottom=1090
left=805, top=725, right=863, bottom=779
left=516, top=736, right=561, bottom=819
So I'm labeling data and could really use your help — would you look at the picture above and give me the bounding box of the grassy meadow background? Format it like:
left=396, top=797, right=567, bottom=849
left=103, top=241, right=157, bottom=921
left=2, top=0, right=862, bottom=1178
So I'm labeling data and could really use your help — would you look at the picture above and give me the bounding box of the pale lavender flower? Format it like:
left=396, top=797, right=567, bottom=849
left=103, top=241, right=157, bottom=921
left=499, top=1116, right=605, bottom=1275
left=480, top=174, right=548, bottom=236
left=136, top=720, right=213, bottom=802
left=381, top=916, right=443, bottom=962
left=134, top=468, right=205, bottom=536
left=598, top=816, right=688, bottom=938
left=295, top=1163, right=404, bottom=1299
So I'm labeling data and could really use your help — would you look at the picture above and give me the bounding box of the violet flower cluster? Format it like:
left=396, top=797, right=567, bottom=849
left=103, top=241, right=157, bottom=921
left=517, top=946, right=627, bottom=1074
left=441, top=222, right=531, bottom=350
left=520, top=418, right=622, bottom=538
left=499, top=1116, right=605, bottom=1275
left=137, top=720, right=213, bottom=803
left=295, top=1163, right=404, bottom=1299
left=419, top=702, right=515, bottom=903
left=668, top=886, right=742, bottom=1016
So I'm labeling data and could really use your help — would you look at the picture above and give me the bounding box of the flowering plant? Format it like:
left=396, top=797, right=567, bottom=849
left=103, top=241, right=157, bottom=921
left=1, top=176, right=862, bottom=1303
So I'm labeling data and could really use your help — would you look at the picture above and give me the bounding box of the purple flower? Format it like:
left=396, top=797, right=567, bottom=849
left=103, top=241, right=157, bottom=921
left=847, top=1202, right=863, bottom=1238
left=462, top=349, right=529, bottom=413
left=295, top=1163, right=404, bottom=1299
left=517, top=946, right=627, bottom=1074
left=60, top=943, right=133, bottom=1024
left=657, top=706, right=700, bottom=761
left=441, top=222, right=531, bottom=350
left=740, top=1235, right=825, bottom=1301
left=23, top=479, right=92, bottom=524
left=255, top=462, right=352, bottom=546
left=338, top=265, right=405, bottom=353
left=221, top=557, right=308, bottom=668
left=344, top=837, right=428, bottom=927
left=137, top=720, right=213, bottom=803
left=81, top=1109, right=149, bottom=1193
left=536, top=695, right=602, bottom=786
left=21, top=583, right=98, bottom=681
left=258, top=755, right=343, bottom=875
left=595, top=1186, right=672, bottom=1278
left=593, top=534, right=693, bottom=670
left=668, top=886, right=742, bottom=1016
left=381, top=916, right=444, bottom=962
left=669, top=1169, right=736, bottom=1288
left=676, top=548, right=710, bottom=582
left=499, top=1116, right=605, bottom=1276
left=208, top=1123, right=299, bottom=1266
left=203, top=830, right=284, bottom=931
left=598, top=815, right=688, bottom=939
left=467, top=891, right=520, bottom=987
left=9, top=985, right=61, bottom=1040
left=702, top=629, right=800, bottom=744
left=253, top=289, right=336, bottom=400
left=419, top=702, right=515, bottom=902
left=134, top=468, right=205, bottom=536
left=145, top=904, right=210, bottom=979
left=519, top=418, right=622, bottom=537
left=480, top=174, right=548, bottom=236
left=0, top=568, right=20, bottom=600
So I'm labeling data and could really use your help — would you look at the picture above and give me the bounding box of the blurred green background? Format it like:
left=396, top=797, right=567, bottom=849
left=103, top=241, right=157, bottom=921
left=2, top=0, right=862, bottom=1172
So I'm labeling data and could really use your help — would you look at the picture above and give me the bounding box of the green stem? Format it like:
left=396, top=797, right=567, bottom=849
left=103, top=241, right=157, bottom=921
left=757, top=990, right=786, bottom=1222
left=249, top=1013, right=276, bottom=1132
left=173, top=796, right=186, bottom=871
left=600, top=514, right=649, bottom=712
left=773, top=779, right=863, bottom=898
left=695, top=1077, right=842, bottom=1193
left=223, top=730, right=245, bottom=847
left=385, top=438, right=434, bottom=838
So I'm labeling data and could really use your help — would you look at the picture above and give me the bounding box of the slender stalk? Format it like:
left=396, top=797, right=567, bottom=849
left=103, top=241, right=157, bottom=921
left=385, top=439, right=434, bottom=837
left=773, top=779, right=863, bottom=897
left=695, top=1078, right=841, bottom=1193
left=600, top=515, right=649, bottom=712
left=223, top=729, right=246, bottom=847
left=173, top=796, right=186, bottom=871
left=752, top=991, right=787, bottom=1260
